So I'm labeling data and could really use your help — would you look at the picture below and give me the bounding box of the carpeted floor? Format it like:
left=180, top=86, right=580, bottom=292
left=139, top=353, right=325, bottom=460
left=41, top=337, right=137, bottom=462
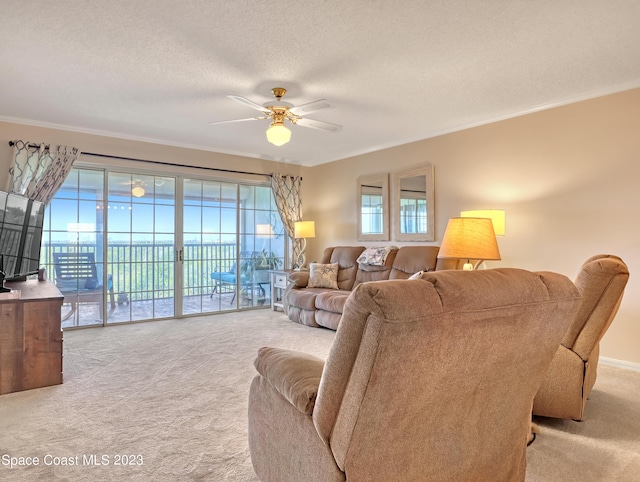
left=0, top=310, right=639, bottom=481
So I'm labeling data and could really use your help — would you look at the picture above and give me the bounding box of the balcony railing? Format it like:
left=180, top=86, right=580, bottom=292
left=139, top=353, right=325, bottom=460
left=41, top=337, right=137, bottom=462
left=41, top=242, right=239, bottom=301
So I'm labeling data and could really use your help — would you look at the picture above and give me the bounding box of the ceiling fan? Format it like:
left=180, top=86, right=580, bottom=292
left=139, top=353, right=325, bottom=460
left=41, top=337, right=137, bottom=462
left=210, top=87, right=342, bottom=146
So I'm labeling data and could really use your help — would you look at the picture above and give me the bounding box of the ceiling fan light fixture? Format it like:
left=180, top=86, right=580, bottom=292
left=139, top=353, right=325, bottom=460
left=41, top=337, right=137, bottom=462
left=131, top=183, right=145, bottom=197
left=266, top=122, right=291, bottom=146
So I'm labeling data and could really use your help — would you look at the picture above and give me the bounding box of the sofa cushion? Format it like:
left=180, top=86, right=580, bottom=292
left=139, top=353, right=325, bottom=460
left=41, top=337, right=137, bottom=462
left=287, top=287, right=330, bottom=311
left=315, top=290, right=351, bottom=314
left=316, top=311, right=342, bottom=331
left=354, top=248, right=398, bottom=288
left=308, top=263, right=339, bottom=289
left=286, top=306, right=320, bottom=327
left=389, top=246, right=440, bottom=279
left=322, top=246, right=366, bottom=290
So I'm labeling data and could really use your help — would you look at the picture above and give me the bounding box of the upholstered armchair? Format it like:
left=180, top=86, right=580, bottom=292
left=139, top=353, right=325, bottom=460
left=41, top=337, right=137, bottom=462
left=533, top=254, right=629, bottom=421
left=248, top=268, right=580, bottom=481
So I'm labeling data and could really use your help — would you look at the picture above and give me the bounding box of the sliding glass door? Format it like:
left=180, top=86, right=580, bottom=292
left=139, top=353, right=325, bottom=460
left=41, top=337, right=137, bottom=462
left=40, top=169, right=106, bottom=327
left=106, top=172, right=176, bottom=323
left=181, top=179, right=285, bottom=315
left=182, top=179, right=238, bottom=314
left=41, top=166, right=285, bottom=328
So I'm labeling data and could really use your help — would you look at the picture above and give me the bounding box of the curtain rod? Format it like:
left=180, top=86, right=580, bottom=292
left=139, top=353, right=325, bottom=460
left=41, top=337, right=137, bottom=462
left=8, top=142, right=300, bottom=179
left=81, top=152, right=274, bottom=178
left=8, top=141, right=49, bottom=150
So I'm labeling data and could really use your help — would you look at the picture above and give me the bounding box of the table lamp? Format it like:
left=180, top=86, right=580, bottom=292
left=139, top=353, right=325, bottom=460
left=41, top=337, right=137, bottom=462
left=438, top=217, right=501, bottom=270
left=294, top=220, right=315, bottom=270
left=461, top=209, right=505, bottom=236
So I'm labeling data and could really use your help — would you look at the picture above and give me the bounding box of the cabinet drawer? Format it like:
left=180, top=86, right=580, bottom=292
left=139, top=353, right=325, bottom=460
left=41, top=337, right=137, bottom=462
left=274, top=274, right=288, bottom=288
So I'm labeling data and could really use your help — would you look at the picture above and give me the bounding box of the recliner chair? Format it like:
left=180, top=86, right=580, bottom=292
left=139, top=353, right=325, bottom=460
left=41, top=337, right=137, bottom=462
left=533, top=254, right=629, bottom=421
left=248, top=268, right=581, bottom=481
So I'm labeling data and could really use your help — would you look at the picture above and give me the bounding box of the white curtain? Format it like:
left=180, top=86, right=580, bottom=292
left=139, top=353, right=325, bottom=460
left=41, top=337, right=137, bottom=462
left=9, top=140, right=80, bottom=204
left=270, top=174, right=303, bottom=269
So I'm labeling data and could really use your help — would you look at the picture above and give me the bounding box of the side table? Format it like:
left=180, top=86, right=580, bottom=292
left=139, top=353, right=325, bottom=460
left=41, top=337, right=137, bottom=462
left=269, top=269, right=294, bottom=311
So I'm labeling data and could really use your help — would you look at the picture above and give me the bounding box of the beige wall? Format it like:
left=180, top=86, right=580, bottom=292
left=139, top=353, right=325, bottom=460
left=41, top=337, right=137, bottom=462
left=305, top=88, right=640, bottom=364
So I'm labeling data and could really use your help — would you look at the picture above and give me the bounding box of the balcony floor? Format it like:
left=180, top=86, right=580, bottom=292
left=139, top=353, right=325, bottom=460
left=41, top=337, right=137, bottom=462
left=61, top=291, right=270, bottom=329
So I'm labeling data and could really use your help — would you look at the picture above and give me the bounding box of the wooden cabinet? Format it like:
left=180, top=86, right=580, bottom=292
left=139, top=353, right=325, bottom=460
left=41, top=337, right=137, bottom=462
left=0, top=280, right=64, bottom=395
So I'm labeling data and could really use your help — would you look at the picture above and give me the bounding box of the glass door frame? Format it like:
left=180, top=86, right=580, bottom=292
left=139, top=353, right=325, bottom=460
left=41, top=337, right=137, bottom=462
left=47, top=162, right=285, bottom=327
left=180, top=177, right=287, bottom=316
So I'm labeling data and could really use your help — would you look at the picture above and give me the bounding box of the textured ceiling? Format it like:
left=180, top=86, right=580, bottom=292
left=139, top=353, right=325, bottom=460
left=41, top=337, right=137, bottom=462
left=2, top=1, right=640, bottom=166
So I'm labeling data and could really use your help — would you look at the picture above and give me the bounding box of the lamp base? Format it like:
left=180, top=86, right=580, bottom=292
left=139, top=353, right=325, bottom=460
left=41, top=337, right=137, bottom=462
left=294, top=238, right=307, bottom=270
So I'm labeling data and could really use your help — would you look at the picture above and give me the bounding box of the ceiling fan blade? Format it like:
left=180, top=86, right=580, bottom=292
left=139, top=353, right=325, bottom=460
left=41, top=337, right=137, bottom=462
left=227, top=95, right=272, bottom=113
left=289, top=99, right=331, bottom=115
left=294, top=117, right=343, bottom=132
left=209, top=116, right=267, bottom=125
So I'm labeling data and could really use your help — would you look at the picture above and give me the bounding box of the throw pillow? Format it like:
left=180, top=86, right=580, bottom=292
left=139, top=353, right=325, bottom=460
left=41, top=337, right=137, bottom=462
left=408, top=270, right=424, bottom=280
left=357, top=246, right=397, bottom=266
left=307, top=262, right=339, bottom=289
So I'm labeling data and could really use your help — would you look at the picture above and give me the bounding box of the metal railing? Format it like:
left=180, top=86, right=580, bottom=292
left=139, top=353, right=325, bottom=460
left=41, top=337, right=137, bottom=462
left=41, top=242, right=239, bottom=301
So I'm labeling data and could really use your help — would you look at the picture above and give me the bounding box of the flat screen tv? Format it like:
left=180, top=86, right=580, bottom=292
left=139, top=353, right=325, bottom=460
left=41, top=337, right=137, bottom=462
left=0, top=191, right=45, bottom=288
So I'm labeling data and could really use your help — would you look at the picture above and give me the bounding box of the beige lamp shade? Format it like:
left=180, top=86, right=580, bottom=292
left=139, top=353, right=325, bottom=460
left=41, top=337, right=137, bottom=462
left=294, top=220, right=316, bottom=239
left=461, top=209, right=506, bottom=236
left=438, top=217, right=501, bottom=266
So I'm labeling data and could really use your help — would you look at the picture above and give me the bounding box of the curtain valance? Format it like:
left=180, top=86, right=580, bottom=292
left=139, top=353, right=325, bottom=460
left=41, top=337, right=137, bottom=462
left=9, top=140, right=80, bottom=204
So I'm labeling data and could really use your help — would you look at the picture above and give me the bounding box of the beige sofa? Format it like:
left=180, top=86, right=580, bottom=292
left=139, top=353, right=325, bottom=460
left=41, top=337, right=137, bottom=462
left=284, top=245, right=457, bottom=330
left=249, top=268, right=581, bottom=481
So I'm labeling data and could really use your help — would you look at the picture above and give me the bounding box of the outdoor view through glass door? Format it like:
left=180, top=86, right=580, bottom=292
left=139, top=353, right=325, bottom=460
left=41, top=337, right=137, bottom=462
left=182, top=179, right=285, bottom=315
left=41, top=166, right=285, bottom=328
left=106, top=172, right=176, bottom=323
left=40, top=169, right=107, bottom=328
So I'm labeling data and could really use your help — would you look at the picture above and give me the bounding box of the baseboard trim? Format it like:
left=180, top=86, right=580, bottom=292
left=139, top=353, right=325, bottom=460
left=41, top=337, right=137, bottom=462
left=599, top=356, right=640, bottom=372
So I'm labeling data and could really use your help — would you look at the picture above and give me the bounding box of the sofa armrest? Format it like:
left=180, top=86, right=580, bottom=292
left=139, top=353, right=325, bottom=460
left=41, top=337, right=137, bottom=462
left=288, top=270, right=310, bottom=288
left=253, top=347, right=324, bottom=414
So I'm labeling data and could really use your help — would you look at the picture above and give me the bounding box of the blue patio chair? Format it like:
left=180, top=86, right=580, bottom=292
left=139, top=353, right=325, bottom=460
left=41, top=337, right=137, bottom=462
left=210, top=252, right=271, bottom=304
left=210, top=262, right=247, bottom=304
